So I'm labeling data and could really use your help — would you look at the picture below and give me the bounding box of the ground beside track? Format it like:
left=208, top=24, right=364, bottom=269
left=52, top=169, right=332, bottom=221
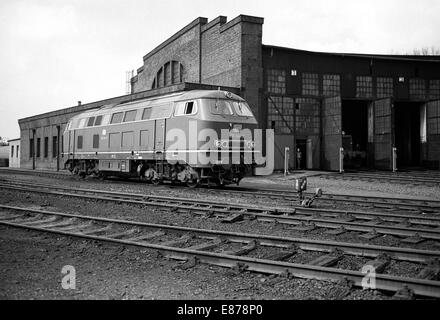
left=240, top=172, right=440, bottom=200
left=0, top=170, right=438, bottom=300
left=0, top=226, right=388, bottom=300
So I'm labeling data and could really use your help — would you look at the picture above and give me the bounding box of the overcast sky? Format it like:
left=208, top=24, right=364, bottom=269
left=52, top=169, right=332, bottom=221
left=1, top=0, right=439, bottom=140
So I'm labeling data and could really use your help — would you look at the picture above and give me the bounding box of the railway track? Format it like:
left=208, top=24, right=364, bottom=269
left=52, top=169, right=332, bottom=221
left=209, top=186, right=440, bottom=212
left=2, top=180, right=440, bottom=242
left=321, top=172, right=440, bottom=186
left=1, top=168, right=439, bottom=212
left=1, top=204, right=440, bottom=298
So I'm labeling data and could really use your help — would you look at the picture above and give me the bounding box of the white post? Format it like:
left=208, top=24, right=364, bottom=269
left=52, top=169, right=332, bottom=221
left=339, top=147, right=344, bottom=173
left=392, top=147, right=397, bottom=172
left=284, top=147, right=290, bottom=176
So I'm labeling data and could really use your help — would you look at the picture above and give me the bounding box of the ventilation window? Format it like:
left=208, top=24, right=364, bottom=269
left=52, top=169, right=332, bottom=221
left=110, top=112, right=123, bottom=124
left=94, top=115, right=103, bottom=126
left=123, top=110, right=137, bottom=122
left=87, top=117, right=95, bottom=127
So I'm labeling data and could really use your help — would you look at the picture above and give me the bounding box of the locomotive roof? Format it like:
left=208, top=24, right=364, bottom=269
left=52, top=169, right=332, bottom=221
left=68, top=90, right=246, bottom=121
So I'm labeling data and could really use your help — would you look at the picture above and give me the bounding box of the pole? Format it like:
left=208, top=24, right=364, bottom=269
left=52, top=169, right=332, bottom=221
left=339, top=147, right=344, bottom=173
left=284, top=147, right=290, bottom=176
left=392, top=147, right=397, bottom=172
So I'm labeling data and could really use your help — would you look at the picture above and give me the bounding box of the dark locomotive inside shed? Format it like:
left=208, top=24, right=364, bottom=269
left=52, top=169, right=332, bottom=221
left=394, top=101, right=421, bottom=168
left=341, top=99, right=369, bottom=169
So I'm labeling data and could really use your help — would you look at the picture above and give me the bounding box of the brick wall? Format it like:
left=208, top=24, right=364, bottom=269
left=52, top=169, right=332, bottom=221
left=201, top=16, right=241, bottom=87
left=131, top=15, right=264, bottom=119
left=132, top=18, right=207, bottom=93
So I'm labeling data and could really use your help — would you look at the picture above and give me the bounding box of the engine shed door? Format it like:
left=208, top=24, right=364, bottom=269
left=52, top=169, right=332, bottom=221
left=321, top=96, right=342, bottom=171
left=373, top=97, right=393, bottom=170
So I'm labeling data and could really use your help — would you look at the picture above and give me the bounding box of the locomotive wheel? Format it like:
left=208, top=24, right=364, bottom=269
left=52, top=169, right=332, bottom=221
left=186, top=179, right=199, bottom=188
left=97, top=172, right=106, bottom=181
left=152, top=178, right=161, bottom=185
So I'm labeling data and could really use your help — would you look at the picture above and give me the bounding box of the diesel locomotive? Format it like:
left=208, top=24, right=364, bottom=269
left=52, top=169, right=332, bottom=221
left=63, top=90, right=260, bottom=187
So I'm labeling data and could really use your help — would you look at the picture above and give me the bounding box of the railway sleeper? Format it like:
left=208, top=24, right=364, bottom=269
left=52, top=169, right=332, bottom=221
left=160, top=234, right=194, bottom=247
left=56, top=222, right=93, bottom=232
left=174, top=256, right=200, bottom=271
left=325, top=226, right=347, bottom=235
left=125, top=230, right=166, bottom=242
left=105, top=229, right=138, bottom=239
left=359, top=229, right=381, bottom=240
left=38, top=218, right=77, bottom=229
left=21, top=216, right=58, bottom=226
left=309, top=249, right=344, bottom=267
left=393, top=285, right=415, bottom=300
left=223, top=240, right=258, bottom=256
left=365, top=217, right=384, bottom=226
left=0, top=214, right=26, bottom=221
left=417, top=259, right=440, bottom=281
left=187, top=237, right=223, bottom=251
left=401, top=233, right=425, bottom=244
left=291, top=222, right=316, bottom=232
left=265, top=245, right=298, bottom=261
left=1, top=214, right=44, bottom=224
left=221, top=213, right=244, bottom=223
left=80, top=225, right=113, bottom=236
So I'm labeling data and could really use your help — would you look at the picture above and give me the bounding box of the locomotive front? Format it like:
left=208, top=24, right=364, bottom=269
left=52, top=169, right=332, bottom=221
left=166, top=90, right=260, bottom=186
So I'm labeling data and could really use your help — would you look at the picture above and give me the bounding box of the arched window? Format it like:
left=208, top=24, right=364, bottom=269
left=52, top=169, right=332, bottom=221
left=152, top=61, right=184, bottom=89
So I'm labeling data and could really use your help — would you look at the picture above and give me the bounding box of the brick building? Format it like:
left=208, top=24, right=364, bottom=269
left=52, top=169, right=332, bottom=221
left=18, top=14, right=440, bottom=171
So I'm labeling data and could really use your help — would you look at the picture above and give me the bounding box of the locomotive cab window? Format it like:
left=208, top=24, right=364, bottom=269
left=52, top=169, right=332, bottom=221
left=87, top=117, right=95, bottom=127
left=210, top=100, right=233, bottom=115
left=232, top=101, right=253, bottom=117
left=185, top=102, right=196, bottom=114
left=110, top=112, right=123, bottom=124
left=94, top=115, right=103, bottom=126
left=174, top=101, right=197, bottom=116
left=123, top=110, right=137, bottom=122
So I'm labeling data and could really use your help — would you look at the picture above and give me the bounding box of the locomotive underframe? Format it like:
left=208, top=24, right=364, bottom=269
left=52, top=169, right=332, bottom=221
left=65, top=158, right=252, bottom=187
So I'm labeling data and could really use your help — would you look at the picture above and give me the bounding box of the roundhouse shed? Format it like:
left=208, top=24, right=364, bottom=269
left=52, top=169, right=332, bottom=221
left=18, top=14, right=440, bottom=171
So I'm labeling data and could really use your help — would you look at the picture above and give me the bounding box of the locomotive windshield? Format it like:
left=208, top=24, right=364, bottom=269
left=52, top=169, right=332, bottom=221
left=208, top=99, right=253, bottom=117
left=231, top=101, right=253, bottom=117
left=210, top=100, right=233, bottom=115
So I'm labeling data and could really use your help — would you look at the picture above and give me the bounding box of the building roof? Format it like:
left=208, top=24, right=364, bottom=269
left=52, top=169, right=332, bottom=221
left=263, top=44, right=440, bottom=63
